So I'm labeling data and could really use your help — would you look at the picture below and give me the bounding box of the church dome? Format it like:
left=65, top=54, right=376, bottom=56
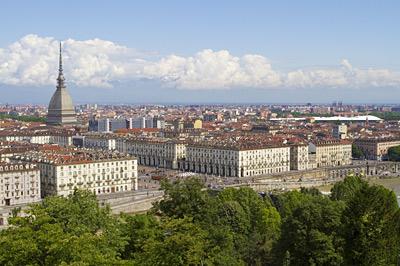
left=48, top=87, right=74, bottom=111
left=46, top=43, right=77, bottom=125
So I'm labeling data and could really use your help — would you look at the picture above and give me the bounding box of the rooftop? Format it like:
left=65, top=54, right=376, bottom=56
left=12, top=148, right=135, bottom=166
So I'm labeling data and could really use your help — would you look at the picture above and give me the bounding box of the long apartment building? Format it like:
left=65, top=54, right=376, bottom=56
left=77, top=134, right=186, bottom=170
left=354, top=137, right=400, bottom=160
left=12, top=149, right=138, bottom=197
left=185, top=140, right=290, bottom=177
left=119, top=137, right=186, bottom=169
left=72, top=132, right=354, bottom=177
left=309, top=140, right=352, bottom=168
left=0, top=129, right=74, bottom=146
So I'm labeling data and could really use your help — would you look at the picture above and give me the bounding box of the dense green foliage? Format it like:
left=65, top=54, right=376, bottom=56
left=270, top=110, right=333, bottom=118
left=0, top=113, right=46, bottom=122
left=370, top=111, right=400, bottom=121
left=352, top=144, right=365, bottom=159
left=0, top=177, right=399, bottom=265
left=0, top=190, right=127, bottom=265
left=388, top=145, right=400, bottom=161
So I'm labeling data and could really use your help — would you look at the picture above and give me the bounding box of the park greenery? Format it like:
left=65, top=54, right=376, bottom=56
left=351, top=143, right=364, bottom=159
left=0, top=113, right=46, bottom=123
left=388, top=145, right=400, bottom=161
left=0, top=176, right=399, bottom=265
left=370, top=111, right=400, bottom=121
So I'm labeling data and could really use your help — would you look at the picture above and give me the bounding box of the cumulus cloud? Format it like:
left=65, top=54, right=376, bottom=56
left=0, top=34, right=142, bottom=88
left=1, top=34, right=400, bottom=90
left=285, top=59, right=400, bottom=88
left=141, top=50, right=282, bottom=89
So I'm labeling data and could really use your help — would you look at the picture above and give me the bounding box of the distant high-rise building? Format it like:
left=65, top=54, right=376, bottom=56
left=152, top=116, right=165, bottom=129
left=333, top=124, right=348, bottom=139
left=94, top=118, right=129, bottom=132
left=47, top=43, right=77, bottom=126
left=130, top=117, right=145, bottom=128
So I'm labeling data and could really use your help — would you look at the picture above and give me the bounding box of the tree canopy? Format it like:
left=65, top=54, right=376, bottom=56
left=0, top=176, right=399, bottom=265
left=352, top=144, right=365, bottom=159
left=388, top=145, right=400, bottom=161
left=0, top=114, right=46, bottom=123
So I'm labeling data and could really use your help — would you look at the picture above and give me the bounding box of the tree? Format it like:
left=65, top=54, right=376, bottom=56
left=330, top=175, right=368, bottom=202
left=271, top=190, right=314, bottom=219
left=341, top=184, right=400, bottom=265
left=216, top=187, right=281, bottom=265
left=120, top=214, right=160, bottom=260
left=153, top=179, right=281, bottom=265
left=153, top=177, right=211, bottom=222
left=134, top=217, right=209, bottom=266
left=152, top=178, right=243, bottom=264
left=352, top=144, right=364, bottom=159
left=300, top=187, right=322, bottom=196
left=388, top=145, right=400, bottom=161
left=275, top=195, right=345, bottom=266
left=0, top=190, right=128, bottom=266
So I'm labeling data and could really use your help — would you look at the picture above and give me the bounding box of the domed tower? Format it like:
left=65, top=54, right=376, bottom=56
left=46, top=43, right=77, bottom=125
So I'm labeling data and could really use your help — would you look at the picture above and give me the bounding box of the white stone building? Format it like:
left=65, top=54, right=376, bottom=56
left=12, top=149, right=137, bottom=197
left=119, top=138, right=186, bottom=169
left=185, top=143, right=290, bottom=177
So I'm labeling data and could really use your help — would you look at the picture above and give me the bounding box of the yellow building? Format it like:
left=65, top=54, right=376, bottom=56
left=193, top=119, right=203, bottom=129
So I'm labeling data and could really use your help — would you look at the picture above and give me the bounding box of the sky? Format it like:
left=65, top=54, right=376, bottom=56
left=1, top=0, right=400, bottom=104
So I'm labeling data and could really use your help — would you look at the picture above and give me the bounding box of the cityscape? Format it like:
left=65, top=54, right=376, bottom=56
left=1, top=1, right=400, bottom=265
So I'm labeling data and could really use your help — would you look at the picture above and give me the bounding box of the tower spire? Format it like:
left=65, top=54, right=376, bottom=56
left=57, top=42, right=65, bottom=89
left=59, top=42, right=63, bottom=73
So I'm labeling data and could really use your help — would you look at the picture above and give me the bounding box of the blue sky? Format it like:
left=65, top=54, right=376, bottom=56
left=1, top=0, right=400, bottom=104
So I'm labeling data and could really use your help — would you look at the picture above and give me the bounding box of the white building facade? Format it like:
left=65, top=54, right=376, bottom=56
left=12, top=150, right=138, bottom=197
left=120, top=138, right=186, bottom=169
left=185, top=144, right=290, bottom=177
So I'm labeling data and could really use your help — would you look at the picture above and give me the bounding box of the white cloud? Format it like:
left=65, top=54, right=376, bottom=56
left=141, top=50, right=282, bottom=89
left=1, top=34, right=400, bottom=90
left=285, top=59, right=400, bottom=88
left=0, top=34, right=141, bottom=88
